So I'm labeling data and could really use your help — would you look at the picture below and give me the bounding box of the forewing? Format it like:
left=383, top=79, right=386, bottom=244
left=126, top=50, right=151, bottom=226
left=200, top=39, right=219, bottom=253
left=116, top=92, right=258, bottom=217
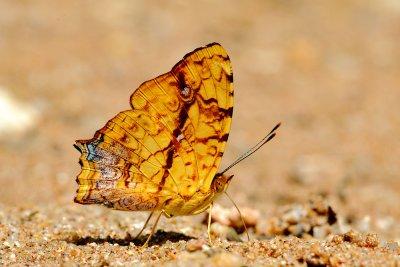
left=74, top=43, right=233, bottom=210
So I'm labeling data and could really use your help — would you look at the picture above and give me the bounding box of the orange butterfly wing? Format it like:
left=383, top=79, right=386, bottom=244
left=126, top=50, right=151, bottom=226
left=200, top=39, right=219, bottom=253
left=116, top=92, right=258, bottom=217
left=74, top=43, right=233, bottom=215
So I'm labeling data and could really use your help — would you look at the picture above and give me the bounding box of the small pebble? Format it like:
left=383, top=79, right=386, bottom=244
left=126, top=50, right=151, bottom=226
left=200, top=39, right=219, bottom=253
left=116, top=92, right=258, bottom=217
left=186, top=239, right=206, bottom=252
left=211, top=252, right=243, bottom=267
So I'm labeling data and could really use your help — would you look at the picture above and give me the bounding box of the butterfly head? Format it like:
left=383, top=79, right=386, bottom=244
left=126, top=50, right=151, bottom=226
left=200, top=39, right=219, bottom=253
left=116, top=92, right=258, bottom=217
left=211, top=173, right=234, bottom=193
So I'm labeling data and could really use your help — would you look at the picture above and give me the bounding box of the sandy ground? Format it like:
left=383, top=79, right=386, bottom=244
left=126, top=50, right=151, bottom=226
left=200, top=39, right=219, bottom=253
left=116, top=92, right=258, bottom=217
left=0, top=0, right=400, bottom=265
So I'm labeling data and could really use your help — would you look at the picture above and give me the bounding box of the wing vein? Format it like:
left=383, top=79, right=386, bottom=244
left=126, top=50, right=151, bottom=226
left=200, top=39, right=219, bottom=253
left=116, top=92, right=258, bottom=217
left=138, top=83, right=191, bottom=183
left=121, top=112, right=180, bottom=189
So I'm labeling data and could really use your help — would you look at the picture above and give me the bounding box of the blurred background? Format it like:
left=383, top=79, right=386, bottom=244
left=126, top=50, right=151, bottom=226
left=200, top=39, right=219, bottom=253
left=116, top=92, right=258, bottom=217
left=0, top=1, right=399, bottom=240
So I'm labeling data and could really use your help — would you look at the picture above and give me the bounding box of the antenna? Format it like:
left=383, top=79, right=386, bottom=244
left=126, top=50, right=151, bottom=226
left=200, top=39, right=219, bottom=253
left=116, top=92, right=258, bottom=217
left=219, top=122, right=281, bottom=175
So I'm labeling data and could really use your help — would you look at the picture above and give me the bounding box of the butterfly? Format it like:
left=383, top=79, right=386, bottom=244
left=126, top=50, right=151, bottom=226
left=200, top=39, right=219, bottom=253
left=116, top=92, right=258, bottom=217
left=74, top=43, right=279, bottom=246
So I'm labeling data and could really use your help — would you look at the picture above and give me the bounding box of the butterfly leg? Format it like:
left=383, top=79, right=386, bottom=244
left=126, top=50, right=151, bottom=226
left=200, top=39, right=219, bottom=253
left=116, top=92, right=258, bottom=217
left=207, top=202, right=213, bottom=245
left=142, top=210, right=164, bottom=247
left=225, top=191, right=250, bottom=241
left=135, top=211, right=154, bottom=239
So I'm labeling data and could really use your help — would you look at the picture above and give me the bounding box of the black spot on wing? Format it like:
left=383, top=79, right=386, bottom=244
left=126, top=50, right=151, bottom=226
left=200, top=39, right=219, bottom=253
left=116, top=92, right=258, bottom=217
left=227, top=73, right=233, bottom=83
left=221, top=133, right=229, bottom=142
left=74, top=144, right=82, bottom=153
left=220, top=106, right=233, bottom=118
